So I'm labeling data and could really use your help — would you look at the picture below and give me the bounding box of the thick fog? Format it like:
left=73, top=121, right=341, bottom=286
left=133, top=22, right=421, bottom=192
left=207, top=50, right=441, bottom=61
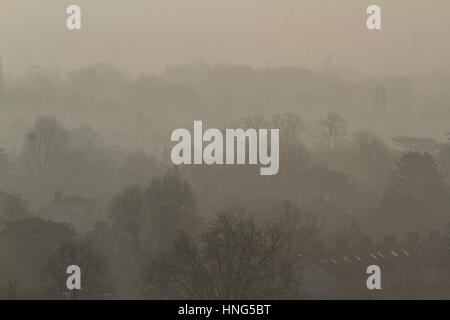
left=0, top=0, right=449, bottom=300
left=1, top=0, right=450, bottom=75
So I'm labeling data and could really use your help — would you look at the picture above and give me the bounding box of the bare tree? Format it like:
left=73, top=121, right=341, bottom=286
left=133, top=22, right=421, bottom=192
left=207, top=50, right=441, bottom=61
left=318, top=112, right=347, bottom=152
left=22, top=116, right=68, bottom=176
left=145, top=168, right=199, bottom=250
left=353, top=131, right=393, bottom=180
left=0, top=281, right=33, bottom=299
left=41, top=241, right=114, bottom=300
left=109, top=169, right=199, bottom=258
left=275, top=201, right=323, bottom=256
left=390, top=152, right=447, bottom=206
left=271, top=113, right=304, bottom=147
left=109, top=184, right=146, bottom=255
left=143, top=203, right=313, bottom=299
left=271, top=113, right=309, bottom=168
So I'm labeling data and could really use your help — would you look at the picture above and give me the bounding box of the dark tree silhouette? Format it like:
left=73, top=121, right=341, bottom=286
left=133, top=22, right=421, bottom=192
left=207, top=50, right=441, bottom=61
left=22, top=116, right=69, bottom=176
left=110, top=184, right=146, bottom=255
left=41, top=241, right=114, bottom=299
left=0, top=281, right=32, bottom=300
left=145, top=168, right=199, bottom=250
left=318, top=112, right=347, bottom=152
left=271, top=113, right=310, bottom=170
left=0, top=218, right=75, bottom=293
left=377, top=152, right=450, bottom=234
left=109, top=168, right=200, bottom=258
left=0, top=191, right=28, bottom=222
left=143, top=204, right=313, bottom=299
left=353, top=131, right=393, bottom=180
left=1, top=218, right=74, bottom=259
left=390, top=152, right=448, bottom=208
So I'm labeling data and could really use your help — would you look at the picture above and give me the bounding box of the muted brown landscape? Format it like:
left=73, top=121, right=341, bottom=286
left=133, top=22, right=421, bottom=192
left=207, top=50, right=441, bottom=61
left=0, top=0, right=449, bottom=299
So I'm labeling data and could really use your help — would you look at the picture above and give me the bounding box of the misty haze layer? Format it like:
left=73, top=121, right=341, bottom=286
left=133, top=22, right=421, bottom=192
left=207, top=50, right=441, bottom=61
left=0, top=0, right=449, bottom=300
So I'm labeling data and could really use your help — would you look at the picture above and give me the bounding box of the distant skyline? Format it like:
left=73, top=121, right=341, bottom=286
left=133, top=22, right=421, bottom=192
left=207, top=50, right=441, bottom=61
left=1, top=0, right=450, bottom=76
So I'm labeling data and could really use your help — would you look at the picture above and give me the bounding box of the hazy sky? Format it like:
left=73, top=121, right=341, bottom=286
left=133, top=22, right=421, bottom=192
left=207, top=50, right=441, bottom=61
left=1, top=0, right=449, bottom=76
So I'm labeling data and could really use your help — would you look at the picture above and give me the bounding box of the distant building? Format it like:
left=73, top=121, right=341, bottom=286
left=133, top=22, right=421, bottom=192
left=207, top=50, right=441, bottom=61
left=299, top=231, right=450, bottom=299
left=39, top=190, right=98, bottom=235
